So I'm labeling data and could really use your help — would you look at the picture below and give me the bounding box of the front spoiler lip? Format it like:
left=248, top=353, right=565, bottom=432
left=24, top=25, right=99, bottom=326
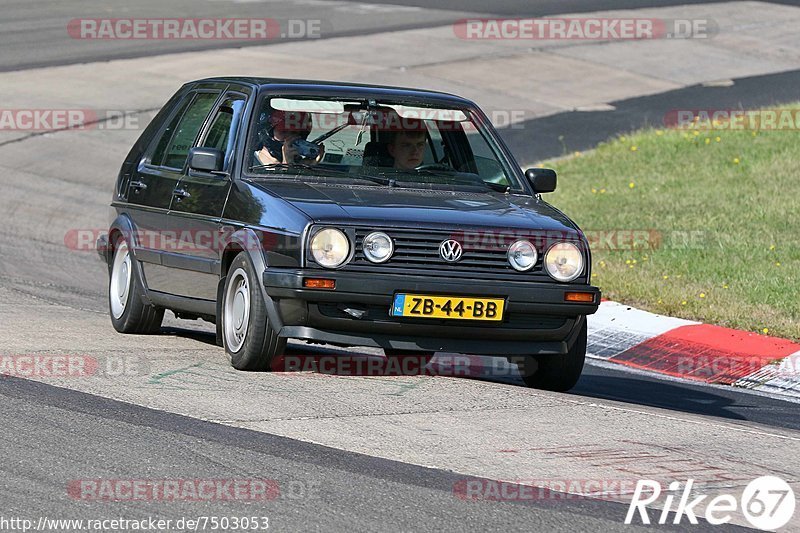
left=96, top=235, right=109, bottom=262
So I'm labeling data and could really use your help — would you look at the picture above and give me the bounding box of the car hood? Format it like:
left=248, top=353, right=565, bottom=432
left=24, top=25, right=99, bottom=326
left=249, top=179, right=580, bottom=235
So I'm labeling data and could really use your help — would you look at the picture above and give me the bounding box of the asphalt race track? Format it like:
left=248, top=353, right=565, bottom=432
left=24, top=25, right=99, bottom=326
left=1, top=0, right=799, bottom=531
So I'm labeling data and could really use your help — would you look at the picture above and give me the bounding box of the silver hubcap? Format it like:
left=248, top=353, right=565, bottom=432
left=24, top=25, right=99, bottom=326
left=224, top=267, right=250, bottom=353
left=110, top=241, right=132, bottom=319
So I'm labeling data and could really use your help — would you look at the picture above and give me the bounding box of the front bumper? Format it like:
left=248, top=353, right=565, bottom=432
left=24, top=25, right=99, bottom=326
left=96, top=235, right=110, bottom=263
left=263, top=269, right=599, bottom=355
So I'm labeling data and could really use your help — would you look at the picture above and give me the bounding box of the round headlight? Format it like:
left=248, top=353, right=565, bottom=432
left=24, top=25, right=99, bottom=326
left=544, top=242, right=584, bottom=282
left=507, top=240, right=537, bottom=271
left=310, top=228, right=350, bottom=268
left=363, top=232, right=394, bottom=263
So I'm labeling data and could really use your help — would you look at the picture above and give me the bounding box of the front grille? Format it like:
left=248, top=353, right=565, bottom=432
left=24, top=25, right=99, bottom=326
left=351, top=227, right=544, bottom=276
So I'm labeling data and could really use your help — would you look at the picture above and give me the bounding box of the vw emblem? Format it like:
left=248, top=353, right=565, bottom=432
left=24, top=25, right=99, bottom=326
left=439, top=239, right=463, bottom=262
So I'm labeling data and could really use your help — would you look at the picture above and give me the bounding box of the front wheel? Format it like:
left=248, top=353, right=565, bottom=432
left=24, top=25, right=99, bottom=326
left=518, top=320, right=586, bottom=392
left=221, top=252, right=285, bottom=371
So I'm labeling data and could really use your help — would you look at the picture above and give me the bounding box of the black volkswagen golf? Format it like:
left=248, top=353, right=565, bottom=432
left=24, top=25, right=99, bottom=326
left=99, top=77, right=600, bottom=391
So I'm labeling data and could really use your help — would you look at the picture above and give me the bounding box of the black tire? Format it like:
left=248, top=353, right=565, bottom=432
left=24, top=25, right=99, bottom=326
left=221, top=252, right=285, bottom=371
left=518, top=320, right=587, bottom=392
left=108, top=235, right=164, bottom=334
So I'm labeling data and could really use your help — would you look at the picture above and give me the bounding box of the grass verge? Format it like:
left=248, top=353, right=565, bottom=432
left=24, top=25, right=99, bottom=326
left=542, top=105, right=800, bottom=341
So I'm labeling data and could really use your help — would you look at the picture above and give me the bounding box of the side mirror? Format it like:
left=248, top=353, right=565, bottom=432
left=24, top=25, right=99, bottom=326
left=525, top=168, right=557, bottom=193
left=188, top=147, right=225, bottom=174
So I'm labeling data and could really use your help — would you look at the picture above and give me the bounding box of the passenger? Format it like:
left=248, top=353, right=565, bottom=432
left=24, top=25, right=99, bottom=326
left=254, top=109, right=324, bottom=166
left=386, top=118, right=427, bottom=170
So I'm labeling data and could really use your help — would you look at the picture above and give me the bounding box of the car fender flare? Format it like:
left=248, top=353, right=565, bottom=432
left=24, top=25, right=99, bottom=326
left=106, top=213, right=155, bottom=308
left=218, top=228, right=284, bottom=332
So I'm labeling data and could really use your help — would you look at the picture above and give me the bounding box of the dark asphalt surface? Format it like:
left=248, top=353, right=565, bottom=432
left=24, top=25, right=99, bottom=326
left=574, top=363, right=800, bottom=432
left=503, top=68, right=800, bottom=163
left=0, top=375, right=741, bottom=533
left=4, top=0, right=797, bottom=72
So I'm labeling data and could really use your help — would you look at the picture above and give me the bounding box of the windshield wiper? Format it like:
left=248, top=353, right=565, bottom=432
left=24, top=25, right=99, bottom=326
left=249, top=163, right=392, bottom=187
left=378, top=168, right=510, bottom=193
left=479, top=180, right=511, bottom=193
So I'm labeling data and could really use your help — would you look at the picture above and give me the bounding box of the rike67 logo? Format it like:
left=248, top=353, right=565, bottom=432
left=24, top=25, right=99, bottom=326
left=626, top=477, right=795, bottom=530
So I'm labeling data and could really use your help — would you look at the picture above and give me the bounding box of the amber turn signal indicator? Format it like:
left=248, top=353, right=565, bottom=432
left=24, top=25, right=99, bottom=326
left=303, top=278, right=336, bottom=289
left=565, top=291, right=594, bottom=303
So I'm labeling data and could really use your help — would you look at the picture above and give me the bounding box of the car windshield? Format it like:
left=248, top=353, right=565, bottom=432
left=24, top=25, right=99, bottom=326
left=245, top=95, right=523, bottom=192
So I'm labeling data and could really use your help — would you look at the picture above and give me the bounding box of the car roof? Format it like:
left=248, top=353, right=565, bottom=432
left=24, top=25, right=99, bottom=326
left=193, top=77, right=476, bottom=108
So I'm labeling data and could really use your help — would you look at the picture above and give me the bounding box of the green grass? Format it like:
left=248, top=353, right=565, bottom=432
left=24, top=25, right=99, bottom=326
left=541, top=105, right=800, bottom=341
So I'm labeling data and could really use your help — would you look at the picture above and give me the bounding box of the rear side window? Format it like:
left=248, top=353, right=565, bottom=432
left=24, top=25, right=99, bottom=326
left=151, top=92, right=219, bottom=169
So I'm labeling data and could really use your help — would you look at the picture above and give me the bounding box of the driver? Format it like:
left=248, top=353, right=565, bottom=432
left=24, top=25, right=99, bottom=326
left=254, top=109, right=324, bottom=166
left=386, top=118, right=427, bottom=170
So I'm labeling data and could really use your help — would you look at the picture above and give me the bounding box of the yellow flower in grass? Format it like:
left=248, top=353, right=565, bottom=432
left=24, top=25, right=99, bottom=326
left=769, top=244, right=776, bottom=250
left=630, top=146, right=638, bottom=152
left=762, top=328, right=769, bottom=334
left=699, top=293, right=706, bottom=298
left=681, top=300, right=687, bottom=306
left=629, top=182, right=635, bottom=189
left=715, top=136, right=721, bottom=143
left=663, top=275, right=669, bottom=280
left=733, top=157, right=740, bottom=164
left=704, top=138, right=711, bottom=145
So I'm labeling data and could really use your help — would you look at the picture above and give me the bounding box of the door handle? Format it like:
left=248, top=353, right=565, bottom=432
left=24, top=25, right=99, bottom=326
left=129, top=180, right=147, bottom=192
left=173, top=188, right=191, bottom=201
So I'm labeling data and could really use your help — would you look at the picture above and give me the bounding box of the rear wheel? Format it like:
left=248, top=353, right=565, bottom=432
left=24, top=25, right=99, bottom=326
left=108, top=236, right=164, bottom=334
left=518, top=321, right=586, bottom=392
left=222, top=252, right=285, bottom=371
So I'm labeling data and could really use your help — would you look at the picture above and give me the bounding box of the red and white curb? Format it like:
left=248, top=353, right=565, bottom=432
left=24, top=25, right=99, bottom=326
left=588, top=301, right=800, bottom=398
